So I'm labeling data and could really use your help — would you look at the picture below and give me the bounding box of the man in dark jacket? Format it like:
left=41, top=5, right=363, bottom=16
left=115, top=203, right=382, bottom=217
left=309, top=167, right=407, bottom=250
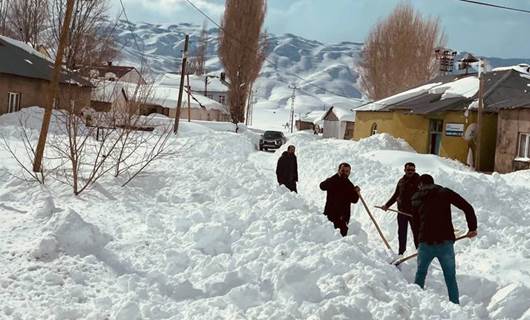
left=276, top=145, right=298, bottom=192
left=319, top=163, right=360, bottom=237
left=412, top=174, right=478, bottom=304
left=382, top=162, right=420, bottom=255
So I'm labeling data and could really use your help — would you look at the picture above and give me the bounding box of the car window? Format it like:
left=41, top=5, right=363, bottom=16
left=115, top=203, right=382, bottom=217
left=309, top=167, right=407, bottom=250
left=264, top=131, right=282, bottom=139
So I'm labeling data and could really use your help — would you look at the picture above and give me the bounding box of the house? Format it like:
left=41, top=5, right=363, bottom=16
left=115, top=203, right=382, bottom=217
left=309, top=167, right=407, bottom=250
left=296, top=110, right=326, bottom=132
left=491, top=65, right=530, bottom=172
left=88, top=62, right=146, bottom=85
left=0, top=35, right=92, bottom=115
left=144, top=84, right=230, bottom=121
left=90, top=80, right=128, bottom=112
left=319, top=106, right=356, bottom=139
left=353, top=66, right=530, bottom=172
left=157, top=73, right=229, bottom=107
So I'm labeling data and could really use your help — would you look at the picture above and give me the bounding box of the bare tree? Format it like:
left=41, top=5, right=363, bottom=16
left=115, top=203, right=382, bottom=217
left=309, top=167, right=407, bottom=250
left=219, top=0, right=267, bottom=124
left=190, top=21, right=208, bottom=76
left=48, top=0, right=118, bottom=73
left=360, top=2, right=446, bottom=100
left=6, top=0, right=48, bottom=47
left=0, top=0, right=12, bottom=36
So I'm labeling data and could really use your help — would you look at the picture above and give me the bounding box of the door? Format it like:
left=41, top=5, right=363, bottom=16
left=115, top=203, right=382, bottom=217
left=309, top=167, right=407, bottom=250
left=429, top=119, right=443, bottom=155
left=8, top=92, right=21, bottom=113
left=323, top=120, right=340, bottom=138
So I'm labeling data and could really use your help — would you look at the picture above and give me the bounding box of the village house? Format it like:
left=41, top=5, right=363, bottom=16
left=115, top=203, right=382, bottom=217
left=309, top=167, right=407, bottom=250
left=296, top=110, right=326, bottom=133
left=353, top=65, right=530, bottom=172
left=0, top=35, right=92, bottom=116
left=144, top=83, right=230, bottom=121
left=88, top=62, right=146, bottom=85
left=157, top=72, right=229, bottom=107
left=319, top=106, right=356, bottom=139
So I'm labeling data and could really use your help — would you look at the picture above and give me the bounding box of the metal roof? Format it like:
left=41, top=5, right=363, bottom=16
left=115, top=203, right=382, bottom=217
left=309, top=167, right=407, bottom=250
left=0, top=35, right=92, bottom=87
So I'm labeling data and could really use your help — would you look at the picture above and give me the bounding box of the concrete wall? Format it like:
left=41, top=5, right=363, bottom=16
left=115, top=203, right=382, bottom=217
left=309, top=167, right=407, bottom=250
left=0, top=73, right=91, bottom=115
left=495, top=108, right=530, bottom=173
left=354, top=110, right=498, bottom=171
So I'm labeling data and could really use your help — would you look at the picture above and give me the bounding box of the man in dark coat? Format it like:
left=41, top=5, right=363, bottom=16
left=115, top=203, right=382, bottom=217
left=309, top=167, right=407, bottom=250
left=412, top=174, right=478, bottom=304
left=382, top=162, right=420, bottom=255
left=319, top=163, right=360, bottom=237
left=276, top=145, right=298, bottom=192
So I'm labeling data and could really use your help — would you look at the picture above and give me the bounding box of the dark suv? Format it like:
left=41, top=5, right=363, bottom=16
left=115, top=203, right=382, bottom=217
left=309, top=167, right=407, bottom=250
left=259, top=131, right=287, bottom=151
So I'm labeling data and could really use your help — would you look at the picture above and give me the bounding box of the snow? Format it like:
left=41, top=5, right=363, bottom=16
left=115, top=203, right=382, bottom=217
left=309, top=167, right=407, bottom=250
left=356, top=82, right=443, bottom=111
left=430, top=77, right=479, bottom=100
left=94, top=81, right=229, bottom=113
left=492, top=64, right=530, bottom=74
left=157, top=73, right=228, bottom=93
left=332, top=106, right=356, bottom=122
left=146, top=83, right=228, bottom=112
left=1, top=107, right=530, bottom=319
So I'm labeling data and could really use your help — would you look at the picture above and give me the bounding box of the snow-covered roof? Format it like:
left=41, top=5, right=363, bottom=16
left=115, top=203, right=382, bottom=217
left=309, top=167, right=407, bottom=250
left=358, top=67, right=530, bottom=114
left=0, top=35, right=92, bottom=87
left=299, top=110, right=326, bottom=123
left=144, top=83, right=229, bottom=113
left=92, top=80, right=126, bottom=103
left=429, top=77, right=479, bottom=100
left=319, top=106, right=355, bottom=122
left=356, top=82, right=443, bottom=111
left=157, top=73, right=228, bottom=93
left=91, top=80, right=229, bottom=113
left=493, top=64, right=530, bottom=74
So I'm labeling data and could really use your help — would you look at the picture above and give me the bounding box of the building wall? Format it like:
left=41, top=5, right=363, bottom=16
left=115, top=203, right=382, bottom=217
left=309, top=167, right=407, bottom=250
left=495, top=109, right=530, bottom=173
left=353, top=111, right=430, bottom=152
left=0, top=73, right=91, bottom=115
left=167, top=107, right=229, bottom=122
left=354, top=110, right=498, bottom=171
left=296, top=120, right=314, bottom=131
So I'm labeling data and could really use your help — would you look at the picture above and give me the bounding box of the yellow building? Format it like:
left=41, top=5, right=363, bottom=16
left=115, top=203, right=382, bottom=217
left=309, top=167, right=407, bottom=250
left=354, top=69, right=529, bottom=172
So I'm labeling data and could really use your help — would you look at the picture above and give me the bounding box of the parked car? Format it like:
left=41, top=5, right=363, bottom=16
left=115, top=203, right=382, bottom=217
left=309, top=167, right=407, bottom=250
left=259, top=130, right=287, bottom=151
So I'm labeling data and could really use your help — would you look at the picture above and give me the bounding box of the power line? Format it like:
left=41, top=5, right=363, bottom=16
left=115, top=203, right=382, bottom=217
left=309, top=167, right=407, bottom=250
left=455, top=0, right=530, bottom=14
left=118, top=0, right=149, bottom=71
left=182, top=0, right=359, bottom=101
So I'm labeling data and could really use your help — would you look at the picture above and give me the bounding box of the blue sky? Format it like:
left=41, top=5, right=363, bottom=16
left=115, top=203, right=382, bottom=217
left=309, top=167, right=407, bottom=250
left=110, top=0, right=530, bottom=58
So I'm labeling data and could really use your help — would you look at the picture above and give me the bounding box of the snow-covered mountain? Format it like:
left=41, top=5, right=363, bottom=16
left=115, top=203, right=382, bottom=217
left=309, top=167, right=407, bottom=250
left=114, top=21, right=365, bottom=129
left=114, top=21, right=530, bottom=129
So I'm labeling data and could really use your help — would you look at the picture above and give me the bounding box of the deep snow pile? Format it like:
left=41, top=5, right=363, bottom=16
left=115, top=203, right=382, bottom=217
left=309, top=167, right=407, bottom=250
left=1, top=110, right=530, bottom=319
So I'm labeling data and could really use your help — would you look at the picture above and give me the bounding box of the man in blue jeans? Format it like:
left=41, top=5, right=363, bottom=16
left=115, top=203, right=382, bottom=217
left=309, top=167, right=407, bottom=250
left=411, top=174, right=478, bottom=304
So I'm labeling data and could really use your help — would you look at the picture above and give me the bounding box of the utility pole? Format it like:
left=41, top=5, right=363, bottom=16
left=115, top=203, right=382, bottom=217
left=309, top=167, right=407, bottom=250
left=288, top=84, right=297, bottom=133
left=475, top=58, right=485, bottom=171
left=32, top=0, right=76, bottom=173
left=173, top=34, right=189, bottom=134
left=186, top=71, right=191, bottom=122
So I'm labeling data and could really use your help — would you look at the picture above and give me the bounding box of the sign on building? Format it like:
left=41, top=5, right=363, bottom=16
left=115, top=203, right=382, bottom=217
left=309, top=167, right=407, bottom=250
left=445, top=123, right=465, bottom=137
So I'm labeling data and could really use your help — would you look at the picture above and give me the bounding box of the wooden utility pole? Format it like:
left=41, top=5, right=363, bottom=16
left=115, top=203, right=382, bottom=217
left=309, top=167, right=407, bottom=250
left=173, top=34, right=189, bottom=134
left=33, top=0, right=75, bottom=173
left=475, top=59, right=485, bottom=171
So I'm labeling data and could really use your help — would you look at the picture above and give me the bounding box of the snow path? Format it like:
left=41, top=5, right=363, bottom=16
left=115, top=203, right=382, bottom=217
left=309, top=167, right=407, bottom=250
left=1, top=112, right=529, bottom=319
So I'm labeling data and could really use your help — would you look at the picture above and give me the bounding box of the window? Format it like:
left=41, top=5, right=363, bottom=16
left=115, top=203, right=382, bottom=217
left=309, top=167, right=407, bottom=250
left=518, top=133, right=530, bottom=159
left=429, top=119, right=444, bottom=155
left=370, top=123, right=378, bottom=136
left=8, top=92, right=21, bottom=113
left=207, top=95, right=214, bottom=100
left=218, top=95, right=226, bottom=105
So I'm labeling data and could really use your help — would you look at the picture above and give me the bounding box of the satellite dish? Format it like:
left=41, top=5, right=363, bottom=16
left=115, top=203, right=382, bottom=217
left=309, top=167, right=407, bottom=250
left=464, top=123, right=477, bottom=141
